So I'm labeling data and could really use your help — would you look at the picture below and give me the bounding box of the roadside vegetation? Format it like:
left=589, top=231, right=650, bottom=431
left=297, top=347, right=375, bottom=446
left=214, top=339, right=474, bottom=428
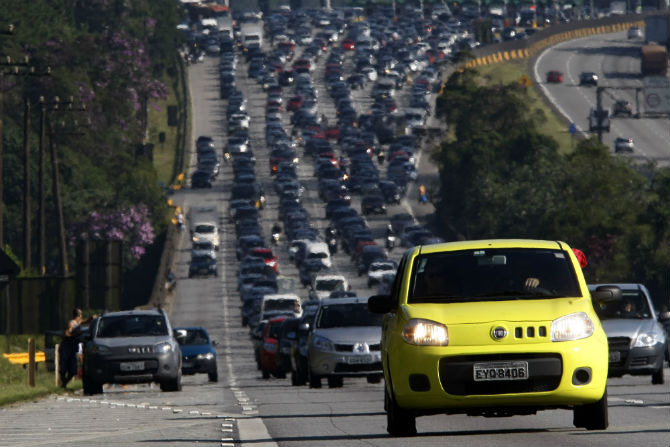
left=0, top=335, right=78, bottom=407
left=433, top=66, right=670, bottom=308
left=0, top=0, right=185, bottom=274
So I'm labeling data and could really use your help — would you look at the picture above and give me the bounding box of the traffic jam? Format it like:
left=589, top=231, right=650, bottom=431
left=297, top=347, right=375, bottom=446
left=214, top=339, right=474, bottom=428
left=185, top=3, right=449, bottom=389
left=181, top=1, right=669, bottom=430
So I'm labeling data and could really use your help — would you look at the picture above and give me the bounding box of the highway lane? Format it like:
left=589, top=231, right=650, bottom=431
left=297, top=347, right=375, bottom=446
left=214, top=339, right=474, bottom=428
left=533, top=30, right=670, bottom=165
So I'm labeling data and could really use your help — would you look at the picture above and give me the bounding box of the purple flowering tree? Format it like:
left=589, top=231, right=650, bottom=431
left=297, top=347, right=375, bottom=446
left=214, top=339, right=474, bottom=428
left=70, top=205, right=155, bottom=260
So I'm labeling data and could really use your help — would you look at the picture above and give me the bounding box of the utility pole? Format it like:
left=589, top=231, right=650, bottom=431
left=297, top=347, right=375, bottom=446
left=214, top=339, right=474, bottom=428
left=48, top=97, right=87, bottom=277
left=0, top=24, right=16, bottom=249
left=23, top=96, right=30, bottom=270
left=38, top=97, right=46, bottom=275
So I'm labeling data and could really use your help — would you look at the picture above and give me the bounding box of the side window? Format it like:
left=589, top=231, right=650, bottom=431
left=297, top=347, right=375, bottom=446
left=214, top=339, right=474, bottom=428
left=389, top=253, right=408, bottom=308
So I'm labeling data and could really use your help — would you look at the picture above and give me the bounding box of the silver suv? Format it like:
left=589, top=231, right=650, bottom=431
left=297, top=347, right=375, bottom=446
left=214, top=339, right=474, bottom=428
left=307, top=297, right=384, bottom=388
left=590, top=283, right=667, bottom=384
left=82, top=308, right=182, bottom=395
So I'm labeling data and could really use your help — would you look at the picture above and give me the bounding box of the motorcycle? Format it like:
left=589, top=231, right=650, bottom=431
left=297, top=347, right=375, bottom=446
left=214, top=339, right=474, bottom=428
left=327, top=237, right=337, bottom=255
left=386, top=234, right=396, bottom=250
left=271, top=231, right=281, bottom=245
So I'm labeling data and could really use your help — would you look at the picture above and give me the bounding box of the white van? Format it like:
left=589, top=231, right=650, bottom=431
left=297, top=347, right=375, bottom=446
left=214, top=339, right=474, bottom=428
left=303, top=241, right=332, bottom=268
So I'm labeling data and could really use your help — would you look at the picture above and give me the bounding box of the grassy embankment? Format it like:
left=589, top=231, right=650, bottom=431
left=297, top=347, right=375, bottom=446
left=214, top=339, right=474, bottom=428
left=476, top=60, right=576, bottom=153
left=0, top=334, right=71, bottom=407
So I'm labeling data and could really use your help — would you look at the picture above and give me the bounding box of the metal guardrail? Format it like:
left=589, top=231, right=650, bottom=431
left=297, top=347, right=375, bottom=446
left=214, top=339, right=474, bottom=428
left=3, top=351, right=45, bottom=365
left=463, top=17, right=648, bottom=69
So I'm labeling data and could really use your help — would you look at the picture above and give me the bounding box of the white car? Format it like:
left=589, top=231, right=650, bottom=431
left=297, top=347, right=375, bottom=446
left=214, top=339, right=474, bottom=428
left=192, top=240, right=217, bottom=259
left=367, top=260, right=398, bottom=288
left=361, top=66, right=378, bottom=82
left=310, top=274, right=349, bottom=300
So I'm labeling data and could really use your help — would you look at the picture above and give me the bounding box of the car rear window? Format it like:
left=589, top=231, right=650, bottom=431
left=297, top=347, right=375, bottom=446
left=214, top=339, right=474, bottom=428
left=409, top=248, right=581, bottom=303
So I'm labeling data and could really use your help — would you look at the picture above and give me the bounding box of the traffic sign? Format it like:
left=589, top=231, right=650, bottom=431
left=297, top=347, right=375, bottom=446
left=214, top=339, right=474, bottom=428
left=519, top=75, right=531, bottom=88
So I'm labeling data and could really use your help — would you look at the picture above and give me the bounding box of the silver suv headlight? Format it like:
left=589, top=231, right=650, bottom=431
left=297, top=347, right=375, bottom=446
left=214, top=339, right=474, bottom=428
left=89, top=344, right=111, bottom=354
left=155, top=342, right=173, bottom=353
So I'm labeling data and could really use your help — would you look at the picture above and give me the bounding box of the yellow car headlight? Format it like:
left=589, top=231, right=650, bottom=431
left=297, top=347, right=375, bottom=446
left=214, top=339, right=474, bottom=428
left=551, top=312, right=594, bottom=342
left=402, top=319, right=449, bottom=346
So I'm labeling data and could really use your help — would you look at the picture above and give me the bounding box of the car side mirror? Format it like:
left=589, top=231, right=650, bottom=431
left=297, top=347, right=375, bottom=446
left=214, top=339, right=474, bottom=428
left=368, top=294, right=393, bottom=314
left=591, top=285, right=622, bottom=303
left=658, top=311, right=670, bottom=322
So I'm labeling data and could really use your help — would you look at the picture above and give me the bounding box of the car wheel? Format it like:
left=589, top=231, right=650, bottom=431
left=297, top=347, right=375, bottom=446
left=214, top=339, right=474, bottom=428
left=385, top=386, right=416, bottom=436
left=208, top=368, right=218, bottom=383
left=651, top=366, right=664, bottom=385
left=161, top=371, right=182, bottom=392
left=308, top=363, right=322, bottom=388
left=296, top=358, right=308, bottom=385
left=291, top=369, right=300, bottom=386
left=83, top=374, right=103, bottom=395
left=573, top=387, right=608, bottom=430
left=366, top=374, right=382, bottom=384
left=327, top=376, right=343, bottom=388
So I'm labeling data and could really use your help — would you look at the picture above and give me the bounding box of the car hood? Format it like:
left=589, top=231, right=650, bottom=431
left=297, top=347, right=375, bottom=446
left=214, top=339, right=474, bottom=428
left=401, top=297, right=594, bottom=325
left=600, top=318, right=659, bottom=338
left=180, top=344, right=215, bottom=357
left=313, top=326, right=381, bottom=344
left=95, top=335, right=172, bottom=348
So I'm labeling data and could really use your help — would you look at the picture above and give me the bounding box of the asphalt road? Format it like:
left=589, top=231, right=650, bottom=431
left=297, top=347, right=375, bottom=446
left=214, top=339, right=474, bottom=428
left=533, top=29, right=670, bottom=165
left=1, top=33, right=668, bottom=447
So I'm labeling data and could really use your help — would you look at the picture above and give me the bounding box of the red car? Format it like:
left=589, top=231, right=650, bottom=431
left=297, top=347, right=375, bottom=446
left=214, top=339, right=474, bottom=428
left=342, top=38, right=355, bottom=51
left=287, top=95, right=304, bottom=111
left=546, top=70, right=563, bottom=83
left=260, top=316, right=287, bottom=379
left=250, top=247, right=279, bottom=273
left=325, top=125, right=339, bottom=140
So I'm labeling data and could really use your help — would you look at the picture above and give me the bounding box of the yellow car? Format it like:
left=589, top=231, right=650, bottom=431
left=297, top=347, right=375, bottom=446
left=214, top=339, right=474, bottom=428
left=369, top=239, right=616, bottom=436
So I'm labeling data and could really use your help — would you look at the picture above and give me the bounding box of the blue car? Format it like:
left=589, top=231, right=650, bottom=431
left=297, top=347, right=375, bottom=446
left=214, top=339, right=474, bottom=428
left=174, top=327, right=218, bottom=382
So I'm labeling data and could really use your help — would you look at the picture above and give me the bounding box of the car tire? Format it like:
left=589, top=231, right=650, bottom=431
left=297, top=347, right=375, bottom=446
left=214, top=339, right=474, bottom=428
left=308, top=365, right=322, bottom=388
left=327, top=376, right=343, bottom=388
left=296, top=358, right=308, bottom=385
left=573, top=388, right=608, bottom=430
left=83, top=374, right=103, bottom=396
left=385, top=386, right=417, bottom=436
left=366, top=374, right=382, bottom=384
left=161, top=371, right=182, bottom=392
left=208, top=368, right=218, bottom=383
left=651, top=366, right=664, bottom=385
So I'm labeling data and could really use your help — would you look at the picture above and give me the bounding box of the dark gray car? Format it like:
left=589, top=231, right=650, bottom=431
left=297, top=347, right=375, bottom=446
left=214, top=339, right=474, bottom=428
left=82, top=308, right=182, bottom=394
left=590, top=283, right=667, bottom=384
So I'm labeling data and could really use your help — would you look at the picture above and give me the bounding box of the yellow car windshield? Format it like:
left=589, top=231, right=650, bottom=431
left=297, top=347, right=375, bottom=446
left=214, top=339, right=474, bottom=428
left=409, top=248, right=581, bottom=303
